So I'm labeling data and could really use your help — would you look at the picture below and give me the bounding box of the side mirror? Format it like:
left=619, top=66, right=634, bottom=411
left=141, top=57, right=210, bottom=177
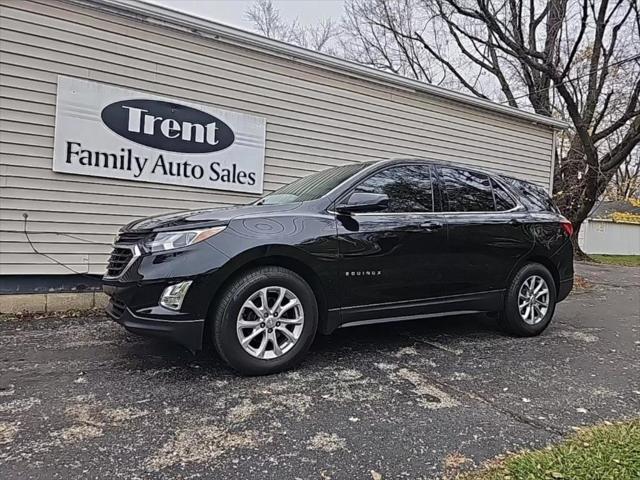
left=336, top=193, right=389, bottom=214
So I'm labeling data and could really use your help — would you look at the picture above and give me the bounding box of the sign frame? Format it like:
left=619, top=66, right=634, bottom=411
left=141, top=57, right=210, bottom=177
left=53, top=76, right=266, bottom=194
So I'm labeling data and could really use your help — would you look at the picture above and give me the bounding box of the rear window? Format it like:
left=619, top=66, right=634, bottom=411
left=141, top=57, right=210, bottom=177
left=440, top=167, right=495, bottom=212
left=500, top=176, right=558, bottom=212
left=492, top=178, right=517, bottom=211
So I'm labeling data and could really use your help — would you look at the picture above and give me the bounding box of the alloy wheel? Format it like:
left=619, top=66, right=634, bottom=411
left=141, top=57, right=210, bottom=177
left=517, top=275, right=550, bottom=325
left=236, top=286, right=304, bottom=359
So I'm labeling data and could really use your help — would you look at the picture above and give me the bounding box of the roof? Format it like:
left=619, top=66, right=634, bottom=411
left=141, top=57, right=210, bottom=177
left=589, top=200, right=640, bottom=224
left=78, top=0, right=568, bottom=130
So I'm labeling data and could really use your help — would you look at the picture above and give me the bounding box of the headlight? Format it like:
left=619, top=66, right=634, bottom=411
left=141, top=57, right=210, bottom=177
left=144, top=226, right=226, bottom=253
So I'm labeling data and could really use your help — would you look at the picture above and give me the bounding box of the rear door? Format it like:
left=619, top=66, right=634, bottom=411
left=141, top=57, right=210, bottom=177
left=436, top=166, right=534, bottom=297
left=336, top=164, right=449, bottom=322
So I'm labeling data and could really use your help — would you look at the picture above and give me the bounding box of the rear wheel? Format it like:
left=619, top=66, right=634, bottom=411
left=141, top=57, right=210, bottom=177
left=211, top=266, right=318, bottom=375
left=499, top=263, right=557, bottom=336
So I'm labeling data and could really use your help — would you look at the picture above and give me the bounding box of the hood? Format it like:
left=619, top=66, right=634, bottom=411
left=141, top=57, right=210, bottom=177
left=124, top=203, right=302, bottom=232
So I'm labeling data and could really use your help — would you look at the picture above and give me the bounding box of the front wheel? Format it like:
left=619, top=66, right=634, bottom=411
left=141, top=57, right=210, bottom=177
left=499, top=263, right=557, bottom=336
left=211, top=266, right=318, bottom=375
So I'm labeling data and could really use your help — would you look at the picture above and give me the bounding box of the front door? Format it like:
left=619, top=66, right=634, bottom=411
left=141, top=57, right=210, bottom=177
left=335, top=164, right=449, bottom=324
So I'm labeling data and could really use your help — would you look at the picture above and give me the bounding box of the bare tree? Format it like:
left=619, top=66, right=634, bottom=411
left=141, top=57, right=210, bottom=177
left=343, top=0, right=640, bottom=256
left=245, top=0, right=292, bottom=41
left=341, top=0, right=440, bottom=81
left=245, top=0, right=339, bottom=53
left=606, top=151, right=640, bottom=200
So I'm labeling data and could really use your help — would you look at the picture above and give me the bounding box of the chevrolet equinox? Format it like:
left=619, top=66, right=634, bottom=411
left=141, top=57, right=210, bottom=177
left=103, top=159, right=574, bottom=375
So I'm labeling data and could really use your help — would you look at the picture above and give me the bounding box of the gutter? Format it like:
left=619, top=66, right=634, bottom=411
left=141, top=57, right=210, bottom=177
left=71, top=0, right=568, bottom=130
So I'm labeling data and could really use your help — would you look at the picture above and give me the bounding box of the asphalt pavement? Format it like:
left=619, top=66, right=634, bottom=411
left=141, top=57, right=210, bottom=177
left=1, top=262, right=638, bottom=479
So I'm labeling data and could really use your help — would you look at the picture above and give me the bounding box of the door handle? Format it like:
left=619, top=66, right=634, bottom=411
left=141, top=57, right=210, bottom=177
left=509, top=218, right=522, bottom=226
left=420, top=221, right=443, bottom=231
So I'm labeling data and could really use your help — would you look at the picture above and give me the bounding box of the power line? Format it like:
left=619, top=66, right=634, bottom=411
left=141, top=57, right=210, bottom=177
left=22, top=213, right=99, bottom=279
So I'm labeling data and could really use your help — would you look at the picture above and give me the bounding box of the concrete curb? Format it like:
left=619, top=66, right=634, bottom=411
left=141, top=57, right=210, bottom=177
left=0, top=292, right=109, bottom=314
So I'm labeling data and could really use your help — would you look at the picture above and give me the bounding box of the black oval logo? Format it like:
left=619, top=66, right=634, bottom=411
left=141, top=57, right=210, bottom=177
left=101, top=99, right=234, bottom=153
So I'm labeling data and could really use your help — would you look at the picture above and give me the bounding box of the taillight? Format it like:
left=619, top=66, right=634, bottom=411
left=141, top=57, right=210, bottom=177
left=560, top=217, right=574, bottom=237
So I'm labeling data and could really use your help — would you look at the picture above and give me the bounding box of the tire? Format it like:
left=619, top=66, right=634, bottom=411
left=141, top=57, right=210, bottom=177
left=211, top=266, right=318, bottom=375
left=499, top=263, right=557, bottom=337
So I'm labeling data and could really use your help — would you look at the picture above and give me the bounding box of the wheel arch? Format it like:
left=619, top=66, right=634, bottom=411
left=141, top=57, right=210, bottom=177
left=511, top=255, right=560, bottom=295
left=202, top=245, right=332, bottom=345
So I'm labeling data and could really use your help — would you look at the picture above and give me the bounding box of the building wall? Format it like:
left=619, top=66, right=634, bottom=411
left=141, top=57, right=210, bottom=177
left=579, top=220, right=640, bottom=256
left=0, top=0, right=555, bottom=276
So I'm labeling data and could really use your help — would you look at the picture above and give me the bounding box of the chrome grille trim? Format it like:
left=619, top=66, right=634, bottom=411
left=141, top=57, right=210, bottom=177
left=104, top=244, right=141, bottom=280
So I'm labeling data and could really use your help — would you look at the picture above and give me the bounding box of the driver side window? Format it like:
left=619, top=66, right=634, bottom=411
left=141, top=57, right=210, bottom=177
left=353, top=165, right=433, bottom=213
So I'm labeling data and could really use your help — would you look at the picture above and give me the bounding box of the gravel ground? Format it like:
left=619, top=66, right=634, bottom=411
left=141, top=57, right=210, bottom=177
left=0, top=262, right=638, bottom=479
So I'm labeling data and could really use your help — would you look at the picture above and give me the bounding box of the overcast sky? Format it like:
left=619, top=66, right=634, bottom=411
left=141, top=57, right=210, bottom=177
left=144, top=0, right=345, bottom=31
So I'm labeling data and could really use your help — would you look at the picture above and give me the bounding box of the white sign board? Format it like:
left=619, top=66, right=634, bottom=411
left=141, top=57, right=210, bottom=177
left=53, top=76, right=266, bottom=193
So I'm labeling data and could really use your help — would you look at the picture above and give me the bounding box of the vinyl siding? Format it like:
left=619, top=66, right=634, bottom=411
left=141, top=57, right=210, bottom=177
left=0, top=0, right=555, bottom=275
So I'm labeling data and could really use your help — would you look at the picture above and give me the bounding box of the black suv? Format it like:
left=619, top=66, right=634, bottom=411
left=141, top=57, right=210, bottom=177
left=103, top=159, right=574, bottom=375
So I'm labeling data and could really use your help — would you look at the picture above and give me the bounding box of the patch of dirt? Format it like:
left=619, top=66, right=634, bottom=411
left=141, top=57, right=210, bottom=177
left=227, top=392, right=312, bottom=424
left=0, top=421, right=19, bottom=445
left=443, top=451, right=474, bottom=477
left=51, top=399, right=149, bottom=445
left=145, top=425, right=260, bottom=471
left=394, top=346, right=418, bottom=357
left=102, top=406, right=149, bottom=423
left=0, top=397, right=41, bottom=414
left=226, top=398, right=261, bottom=423
left=306, top=432, right=347, bottom=452
left=573, top=275, right=592, bottom=291
left=374, top=362, right=398, bottom=371
left=65, top=403, right=101, bottom=426
left=65, top=399, right=148, bottom=426
left=556, top=330, right=599, bottom=343
left=334, top=368, right=363, bottom=381
left=319, top=377, right=386, bottom=403
left=50, top=424, right=103, bottom=443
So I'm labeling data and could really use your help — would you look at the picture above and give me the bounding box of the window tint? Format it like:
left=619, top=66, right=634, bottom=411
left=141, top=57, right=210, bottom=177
left=492, top=178, right=517, bottom=211
left=500, top=176, right=558, bottom=212
left=353, top=165, right=433, bottom=212
left=440, top=167, right=494, bottom=212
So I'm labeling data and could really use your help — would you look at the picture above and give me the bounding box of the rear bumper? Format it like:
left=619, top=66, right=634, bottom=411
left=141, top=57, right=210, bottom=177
left=105, top=295, right=205, bottom=352
left=558, top=277, right=573, bottom=302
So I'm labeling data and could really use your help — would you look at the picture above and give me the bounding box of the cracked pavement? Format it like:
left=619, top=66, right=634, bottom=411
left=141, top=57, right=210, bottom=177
left=1, top=262, right=638, bottom=479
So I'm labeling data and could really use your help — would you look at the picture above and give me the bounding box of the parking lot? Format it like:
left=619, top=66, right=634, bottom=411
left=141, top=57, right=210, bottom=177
left=1, top=262, right=638, bottom=479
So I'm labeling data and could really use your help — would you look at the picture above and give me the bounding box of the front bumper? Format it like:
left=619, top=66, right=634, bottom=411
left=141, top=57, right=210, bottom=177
left=102, top=236, right=232, bottom=352
left=105, top=295, right=205, bottom=351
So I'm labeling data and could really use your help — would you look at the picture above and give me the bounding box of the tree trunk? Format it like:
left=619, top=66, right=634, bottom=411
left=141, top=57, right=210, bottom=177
left=570, top=217, right=590, bottom=261
left=553, top=143, right=597, bottom=261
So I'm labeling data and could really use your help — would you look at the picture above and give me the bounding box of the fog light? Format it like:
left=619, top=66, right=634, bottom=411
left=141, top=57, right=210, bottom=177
left=160, top=280, right=193, bottom=311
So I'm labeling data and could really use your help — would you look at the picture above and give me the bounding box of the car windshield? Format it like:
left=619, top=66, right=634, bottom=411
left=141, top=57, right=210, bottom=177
left=257, top=162, right=372, bottom=205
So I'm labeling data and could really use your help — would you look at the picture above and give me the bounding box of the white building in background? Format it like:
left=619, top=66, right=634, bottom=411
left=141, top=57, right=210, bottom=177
left=0, top=0, right=565, bottom=296
left=579, top=201, right=640, bottom=256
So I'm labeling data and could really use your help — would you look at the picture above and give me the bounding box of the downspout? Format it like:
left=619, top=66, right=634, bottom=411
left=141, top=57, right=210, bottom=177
left=548, top=129, right=558, bottom=194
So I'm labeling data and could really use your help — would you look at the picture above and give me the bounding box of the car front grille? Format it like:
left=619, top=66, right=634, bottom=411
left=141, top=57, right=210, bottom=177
left=106, top=247, right=134, bottom=277
left=107, top=298, right=126, bottom=319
